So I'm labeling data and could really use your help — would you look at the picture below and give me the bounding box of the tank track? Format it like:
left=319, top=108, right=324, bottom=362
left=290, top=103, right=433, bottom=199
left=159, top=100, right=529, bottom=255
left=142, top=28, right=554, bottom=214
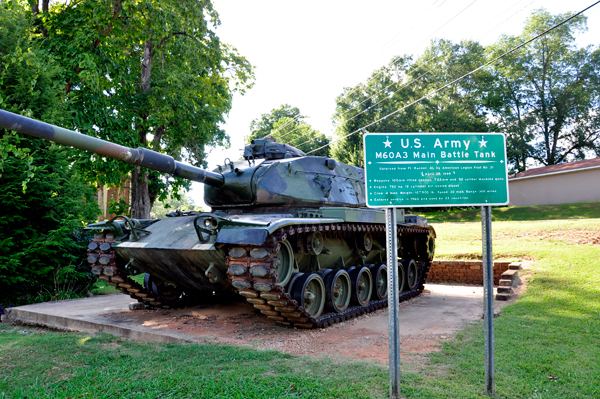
left=87, top=231, right=169, bottom=308
left=226, top=223, right=432, bottom=329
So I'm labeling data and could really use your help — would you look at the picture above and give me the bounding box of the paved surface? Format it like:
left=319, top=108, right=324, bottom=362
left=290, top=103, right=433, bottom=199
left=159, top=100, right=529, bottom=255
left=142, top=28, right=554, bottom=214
left=5, top=283, right=513, bottom=363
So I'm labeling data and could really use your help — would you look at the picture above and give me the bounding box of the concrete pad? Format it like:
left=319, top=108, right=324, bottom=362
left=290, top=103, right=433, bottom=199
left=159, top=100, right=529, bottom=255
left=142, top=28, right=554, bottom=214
left=6, top=283, right=511, bottom=364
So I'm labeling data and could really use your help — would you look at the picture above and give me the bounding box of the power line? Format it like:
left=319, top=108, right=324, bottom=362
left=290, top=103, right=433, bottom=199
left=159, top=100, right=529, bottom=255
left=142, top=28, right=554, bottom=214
left=406, top=0, right=479, bottom=56
left=304, top=0, right=600, bottom=155
left=261, top=0, right=480, bottom=142
left=289, top=60, right=439, bottom=148
left=290, top=0, right=540, bottom=150
left=269, top=113, right=301, bottom=135
left=478, top=0, right=538, bottom=42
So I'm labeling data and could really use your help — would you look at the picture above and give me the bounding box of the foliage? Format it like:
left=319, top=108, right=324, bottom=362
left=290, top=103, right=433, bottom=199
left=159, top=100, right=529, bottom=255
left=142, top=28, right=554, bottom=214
left=331, top=9, right=600, bottom=173
left=331, top=40, right=492, bottom=167
left=0, top=136, right=99, bottom=306
left=248, top=104, right=330, bottom=156
left=26, top=0, right=254, bottom=218
left=0, top=0, right=66, bottom=189
left=248, top=104, right=303, bottom=142
left=0, top=1, right=100, bottom=306
left=150, top=192, right=204, bottom=219
left=485, top=9, right=600, bottom=172
left=106, top=198, right=129, bottom=218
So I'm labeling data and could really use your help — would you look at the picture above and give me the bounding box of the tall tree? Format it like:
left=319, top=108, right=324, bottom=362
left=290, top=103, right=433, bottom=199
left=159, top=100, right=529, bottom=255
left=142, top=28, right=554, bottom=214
left=29, top=0, right=254, bottom=218
left=248, top=105, right=330, bottom=157
left=485, top=9, right=600, bottom=172
left=331, top=40, right=491, bottom=167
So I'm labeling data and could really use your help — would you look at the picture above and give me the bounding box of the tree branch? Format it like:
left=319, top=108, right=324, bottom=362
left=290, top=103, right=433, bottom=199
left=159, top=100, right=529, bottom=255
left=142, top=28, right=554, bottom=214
left=158, top=31, right=199, bottom=50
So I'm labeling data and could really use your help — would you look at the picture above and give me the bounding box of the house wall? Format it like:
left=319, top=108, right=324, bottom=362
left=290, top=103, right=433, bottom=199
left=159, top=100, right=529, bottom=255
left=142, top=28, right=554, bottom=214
left=508, top=168, right=600, bottom=206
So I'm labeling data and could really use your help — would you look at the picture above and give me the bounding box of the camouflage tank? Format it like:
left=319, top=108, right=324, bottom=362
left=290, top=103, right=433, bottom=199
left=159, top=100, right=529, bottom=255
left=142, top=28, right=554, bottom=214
left=0, top=109, right=435, bottom=329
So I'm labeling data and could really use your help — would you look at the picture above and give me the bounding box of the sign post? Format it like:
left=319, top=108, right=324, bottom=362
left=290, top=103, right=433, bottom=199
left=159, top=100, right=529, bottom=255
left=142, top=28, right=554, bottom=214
left=482, top=206, right=495, bottom=395
left=385, top=208, right=401, bottom=398
left=363, top=133, right=508, bottom=398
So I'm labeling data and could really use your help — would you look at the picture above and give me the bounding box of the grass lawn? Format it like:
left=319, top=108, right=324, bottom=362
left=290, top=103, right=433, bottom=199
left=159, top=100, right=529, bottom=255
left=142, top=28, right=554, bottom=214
left=1, top=212, right=600, bottom=398
left=418, top=201, right=600, bottom=223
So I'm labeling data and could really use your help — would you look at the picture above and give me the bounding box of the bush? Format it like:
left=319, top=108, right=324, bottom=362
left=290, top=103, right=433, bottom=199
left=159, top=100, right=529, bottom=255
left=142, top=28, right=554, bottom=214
left=0, top=137, right=100, bottom=306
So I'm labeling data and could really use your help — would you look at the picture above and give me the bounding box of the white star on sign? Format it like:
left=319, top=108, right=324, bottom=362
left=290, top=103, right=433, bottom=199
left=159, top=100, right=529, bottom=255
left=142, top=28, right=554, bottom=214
left=368, top=161, right=372, bottom=165
left=500, top=160, right=504, bottom=163
left=478, top=136, right=488, bottom=148
left=383, top=138, right=392, bottom=148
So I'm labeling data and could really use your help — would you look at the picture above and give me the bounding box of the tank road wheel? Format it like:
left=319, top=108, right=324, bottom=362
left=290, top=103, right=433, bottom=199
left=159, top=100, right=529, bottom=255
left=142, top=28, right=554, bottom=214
left=323, top=269, right=351, bottom=313
left=291, top=273, right=326, bottom=318
left=273, top=240, right=294, bottom=287
left=397, top=262, right=406, bottom=293
left=354, top=232, right=373, bottom=252
left=404, top=259, right=419, bottom=291
left=143, top=274, right=191, bottom=307
left=368, top=264, right=388, bottom=300
left=349, top=266, right=373, bottom=306
left=306, top=231, right=324, bottom=255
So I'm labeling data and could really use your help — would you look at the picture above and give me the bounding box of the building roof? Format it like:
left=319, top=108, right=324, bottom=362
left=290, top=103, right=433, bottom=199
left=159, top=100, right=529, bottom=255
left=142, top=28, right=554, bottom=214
left=510, top=157, right=600, bottom=180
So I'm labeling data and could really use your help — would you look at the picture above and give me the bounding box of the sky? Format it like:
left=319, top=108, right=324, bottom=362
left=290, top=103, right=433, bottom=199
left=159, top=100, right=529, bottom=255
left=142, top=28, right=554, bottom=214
left=188, top=0, right=600, bottom=207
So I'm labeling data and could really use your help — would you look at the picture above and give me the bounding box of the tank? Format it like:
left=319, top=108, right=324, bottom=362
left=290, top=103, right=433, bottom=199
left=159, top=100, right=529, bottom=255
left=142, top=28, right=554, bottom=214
left=0, top=109, right=436, bottom=329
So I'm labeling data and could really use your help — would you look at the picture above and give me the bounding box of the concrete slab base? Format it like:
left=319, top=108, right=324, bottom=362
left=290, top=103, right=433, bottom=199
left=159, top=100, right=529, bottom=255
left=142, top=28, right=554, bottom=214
left=5, top=284, right=513, bottom=363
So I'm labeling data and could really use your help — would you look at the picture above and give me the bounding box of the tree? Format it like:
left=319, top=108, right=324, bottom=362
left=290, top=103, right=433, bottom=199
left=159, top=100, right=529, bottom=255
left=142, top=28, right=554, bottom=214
left=331, top=40, right=492, bottom=167
left=0, top=2, right=99, bottom=306
left=248, top=104, right=303, bottom=142
left=150, top=193, right=204, bottom=219
left=248, top=105, right=330, bottom=157
left=485, top=9, right=600, bottom=172
left=29, top=0, right=254, bottom=218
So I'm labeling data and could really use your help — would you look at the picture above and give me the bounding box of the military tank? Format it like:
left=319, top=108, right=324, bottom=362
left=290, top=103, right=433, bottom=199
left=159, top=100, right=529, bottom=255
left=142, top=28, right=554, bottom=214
left=0, top=108, right=435, bottom=329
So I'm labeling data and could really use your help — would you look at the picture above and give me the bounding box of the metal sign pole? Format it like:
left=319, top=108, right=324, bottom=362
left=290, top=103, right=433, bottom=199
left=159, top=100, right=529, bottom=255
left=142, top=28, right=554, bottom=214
left=481, top=206, right=495, bottom=395
left=385, top=208, right=401, bottom=398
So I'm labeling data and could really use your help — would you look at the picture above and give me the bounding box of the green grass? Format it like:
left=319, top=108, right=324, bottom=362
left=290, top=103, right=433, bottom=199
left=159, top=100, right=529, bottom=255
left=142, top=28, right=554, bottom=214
left=419, top=201, right=600, bottom=223
left=0, top=327, right=387, bottom=398
left=91, top=274, right=145, bottom=296
left=2, top=219, right=600, bottom=398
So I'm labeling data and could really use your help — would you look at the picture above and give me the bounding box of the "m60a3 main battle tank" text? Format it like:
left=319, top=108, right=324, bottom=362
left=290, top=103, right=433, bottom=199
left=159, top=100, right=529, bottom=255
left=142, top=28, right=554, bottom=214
left=0, top=109, right=435, bottom=329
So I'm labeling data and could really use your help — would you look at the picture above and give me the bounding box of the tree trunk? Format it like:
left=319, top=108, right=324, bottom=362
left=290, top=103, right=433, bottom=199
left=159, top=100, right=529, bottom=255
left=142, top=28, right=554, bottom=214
left=130, top=166, right=152, bottom=219
left=129, top=40, right=155, bottom=219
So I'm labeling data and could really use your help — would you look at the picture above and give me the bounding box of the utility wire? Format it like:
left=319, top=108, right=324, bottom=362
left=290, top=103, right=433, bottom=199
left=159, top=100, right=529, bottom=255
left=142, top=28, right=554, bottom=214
left=289, top=60, right=439, bottom=147
left=478, top=0, right=538, bottom=42
left=261, top=0, right=480, bottom=141
left=287, top=54, right=441, bottom=147
left=291, top=0, right=539, bottom=150
left=304, top=0, right=600, bottom=155
left=406, top=0, right=479, bottom=56
left=269, top=113, right=302, bottom=136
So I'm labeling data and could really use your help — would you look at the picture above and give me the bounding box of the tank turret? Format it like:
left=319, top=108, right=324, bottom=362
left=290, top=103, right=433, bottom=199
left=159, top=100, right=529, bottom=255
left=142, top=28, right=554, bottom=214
left=0, top=108, right=436, bottom=330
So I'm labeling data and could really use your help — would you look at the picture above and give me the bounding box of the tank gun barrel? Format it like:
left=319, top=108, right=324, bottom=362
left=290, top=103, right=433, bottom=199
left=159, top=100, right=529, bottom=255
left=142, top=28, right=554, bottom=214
left=0, top=109, right=224, bottom=188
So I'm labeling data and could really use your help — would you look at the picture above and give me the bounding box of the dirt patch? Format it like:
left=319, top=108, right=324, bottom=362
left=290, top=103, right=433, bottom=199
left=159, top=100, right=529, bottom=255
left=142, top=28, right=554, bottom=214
left=496, top=229, right=600, bottom=245
left=126, top=282, right=526, bottom=365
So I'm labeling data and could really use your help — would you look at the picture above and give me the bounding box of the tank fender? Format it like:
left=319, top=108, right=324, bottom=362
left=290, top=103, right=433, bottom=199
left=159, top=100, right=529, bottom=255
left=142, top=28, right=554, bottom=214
left=215, top=227, right=269, bottom=245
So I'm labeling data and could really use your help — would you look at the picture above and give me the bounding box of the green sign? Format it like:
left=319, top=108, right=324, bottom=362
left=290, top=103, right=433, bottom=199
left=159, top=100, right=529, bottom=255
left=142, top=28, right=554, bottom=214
left=363, top=133, right=509, bottom=207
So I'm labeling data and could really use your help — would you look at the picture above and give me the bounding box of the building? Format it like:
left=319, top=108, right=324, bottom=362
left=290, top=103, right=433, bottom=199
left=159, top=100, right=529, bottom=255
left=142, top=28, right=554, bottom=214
left=508, top=158, right=600, bottom=206
left=96, top=183, right=130, bottom=220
